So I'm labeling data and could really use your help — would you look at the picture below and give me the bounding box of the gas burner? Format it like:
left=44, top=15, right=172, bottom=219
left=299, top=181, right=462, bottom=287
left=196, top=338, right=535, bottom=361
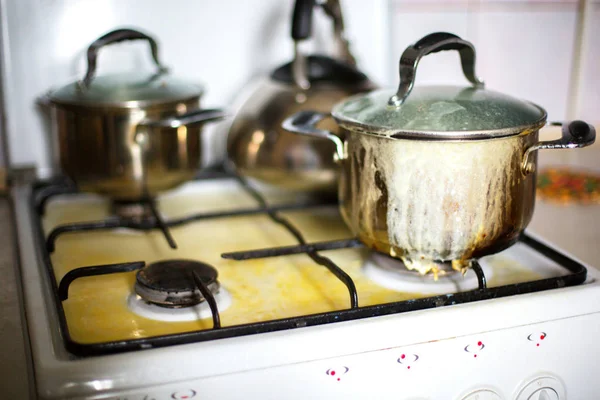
left=111, top=199, right=177, bottom=249
left=362, top=253, right=493, bottom=295
left=127, top=289, right=232, bottom=322
left=112, top=200, right=154, bottom=220
left=134, top=260, right=220, bottom=308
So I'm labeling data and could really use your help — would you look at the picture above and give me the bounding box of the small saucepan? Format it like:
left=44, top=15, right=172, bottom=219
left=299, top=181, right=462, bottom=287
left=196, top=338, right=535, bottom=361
left=44, top=28, right=226, bottom=201
left=283, top=32, right=595, bottom=275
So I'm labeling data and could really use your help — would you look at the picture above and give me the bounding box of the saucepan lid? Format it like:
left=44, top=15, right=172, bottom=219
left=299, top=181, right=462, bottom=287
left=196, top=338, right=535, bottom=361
left=48, top=28, right=204, bottom=109
left=332, top=32, right=547, bottom=140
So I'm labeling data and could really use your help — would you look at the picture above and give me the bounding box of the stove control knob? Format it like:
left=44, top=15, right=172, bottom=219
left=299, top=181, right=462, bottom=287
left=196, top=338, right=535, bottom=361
left=515, top=376, right=565, bottom=400
left=527, top=388, right=559, bottom=400
left=459, top=389, right=502, bottom=400
left=171, top=389, right=196, bottom=399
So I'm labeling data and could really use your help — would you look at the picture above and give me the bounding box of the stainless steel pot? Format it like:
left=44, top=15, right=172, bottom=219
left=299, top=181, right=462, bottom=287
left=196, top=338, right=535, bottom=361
left=283, top=32, right=596, bottom=276
left=45, top=28, right=226, bottom=201
left=226, top=0, right=375, bottom=193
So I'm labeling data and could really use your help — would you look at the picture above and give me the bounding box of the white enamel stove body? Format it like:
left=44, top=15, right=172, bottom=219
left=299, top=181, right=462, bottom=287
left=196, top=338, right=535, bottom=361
left=13, top=184, right=600, bottom=400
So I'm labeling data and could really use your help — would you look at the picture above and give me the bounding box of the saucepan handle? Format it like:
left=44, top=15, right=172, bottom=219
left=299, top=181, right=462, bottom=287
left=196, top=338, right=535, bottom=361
left=138, top=108, right=227, bottom=129
left=282, top=110, right=345, bottom=162
left=135, top=109, right=227, bottom=150
left=80, top=28, right=169, bottom=88
left=522, top=120, right=596, bottom=175
left=133, top=108, right=227, bottom=171
left=388, top=32, right=485, bottom=107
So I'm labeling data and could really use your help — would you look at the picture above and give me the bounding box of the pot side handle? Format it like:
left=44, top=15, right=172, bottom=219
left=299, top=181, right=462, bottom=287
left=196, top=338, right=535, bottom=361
left=522, top=120, right=596, bottom=175
left=134, top=108, right=228, bottom=152
left=388, top=32, right=485, bottom=107
left=139, top=108, right=227, bottom=129
left=282, top=111, right=345, bottom=162
left=80, top=28, right=169, bottom=88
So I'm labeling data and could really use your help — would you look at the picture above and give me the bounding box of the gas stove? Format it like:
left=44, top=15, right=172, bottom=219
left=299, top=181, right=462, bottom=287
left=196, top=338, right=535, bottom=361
left=12, top=170, right=600, bottom=399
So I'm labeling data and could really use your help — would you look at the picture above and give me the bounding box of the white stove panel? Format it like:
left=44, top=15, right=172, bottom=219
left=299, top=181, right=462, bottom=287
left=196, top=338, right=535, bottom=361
left=84, top=312, right=599, bottom=400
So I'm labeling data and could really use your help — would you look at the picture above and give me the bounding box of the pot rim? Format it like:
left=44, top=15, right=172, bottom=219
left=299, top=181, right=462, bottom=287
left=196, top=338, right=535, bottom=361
left=332, top=101, right=548, bottom=141
left=46, top=93, right=204, bottom=111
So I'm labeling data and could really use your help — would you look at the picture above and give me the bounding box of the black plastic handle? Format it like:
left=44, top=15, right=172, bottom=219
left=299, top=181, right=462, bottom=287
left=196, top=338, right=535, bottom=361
left=80, top=28, right=168, bottom=88
left=569, top=120, right=593, bottom=142
left=292, top=0, right=316, bottom=40
left=522, top=120, right=596, bottom=174
left=388, top=32, right=484, bottom=107
left=413, top=32, right=463, bottom=53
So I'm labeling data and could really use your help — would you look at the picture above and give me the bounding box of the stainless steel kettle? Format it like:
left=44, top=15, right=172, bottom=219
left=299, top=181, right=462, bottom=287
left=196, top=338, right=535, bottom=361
left=226, top=0, right=376, bottom=193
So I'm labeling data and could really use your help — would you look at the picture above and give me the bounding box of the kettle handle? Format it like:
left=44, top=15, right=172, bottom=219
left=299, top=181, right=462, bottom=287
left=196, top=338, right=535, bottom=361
left=292, top=0, right=353, bottom=59
left=79, top=28, right=169, bottom=89
left=388, top=32, right=485, bottom=107
left=291, top=0, right=356, bottom=90
left=321, top=0, right=356, bottom=66
left=291, top=0, right=315, bottom=41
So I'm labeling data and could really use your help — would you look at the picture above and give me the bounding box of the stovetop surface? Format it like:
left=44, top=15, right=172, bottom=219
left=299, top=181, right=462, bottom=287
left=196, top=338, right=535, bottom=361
left=40, top=177, right=572, bottom=346
left=14, top=174, right=600, bottom=399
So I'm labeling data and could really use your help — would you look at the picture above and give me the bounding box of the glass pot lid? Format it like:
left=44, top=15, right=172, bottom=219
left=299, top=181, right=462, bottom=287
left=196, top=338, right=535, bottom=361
left=332, top=32, right=547, bottom=140
left=48, top=28, right=204, bottom=108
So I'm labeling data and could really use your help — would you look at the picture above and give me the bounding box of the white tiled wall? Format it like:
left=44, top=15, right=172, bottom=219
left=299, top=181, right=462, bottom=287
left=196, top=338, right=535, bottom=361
left=389, top=0, right=580, bottom=121
left=0, top=0, right=597, bottom=175
left=573, top=0, right=600, bottom=120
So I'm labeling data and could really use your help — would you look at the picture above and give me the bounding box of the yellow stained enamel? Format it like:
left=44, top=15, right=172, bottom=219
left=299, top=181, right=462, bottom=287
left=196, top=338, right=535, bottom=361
left=42, top=180, right=541, bottom=345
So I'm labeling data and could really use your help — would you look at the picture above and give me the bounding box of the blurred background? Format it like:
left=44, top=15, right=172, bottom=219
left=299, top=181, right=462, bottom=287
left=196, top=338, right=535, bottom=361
left=0, top=0, right=598, bottom=177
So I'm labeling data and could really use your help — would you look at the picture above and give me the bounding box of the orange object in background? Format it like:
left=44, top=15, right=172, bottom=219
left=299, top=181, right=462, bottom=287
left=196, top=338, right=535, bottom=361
left=537, top=168, right=600, bottom=205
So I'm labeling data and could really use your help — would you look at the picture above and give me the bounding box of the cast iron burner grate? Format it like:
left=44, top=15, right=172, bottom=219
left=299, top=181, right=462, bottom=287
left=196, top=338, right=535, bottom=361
left=33, top=169, right=587, bottom=357
left=40, top=173, right=333, bottom=253
left=34, top=176, right=180, bottom=250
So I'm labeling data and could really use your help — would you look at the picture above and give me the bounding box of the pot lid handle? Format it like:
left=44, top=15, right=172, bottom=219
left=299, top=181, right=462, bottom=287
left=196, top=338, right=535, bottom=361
left=78, top=28, right=169, bottom=89
left=388, top=32, right=485, bottom=107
